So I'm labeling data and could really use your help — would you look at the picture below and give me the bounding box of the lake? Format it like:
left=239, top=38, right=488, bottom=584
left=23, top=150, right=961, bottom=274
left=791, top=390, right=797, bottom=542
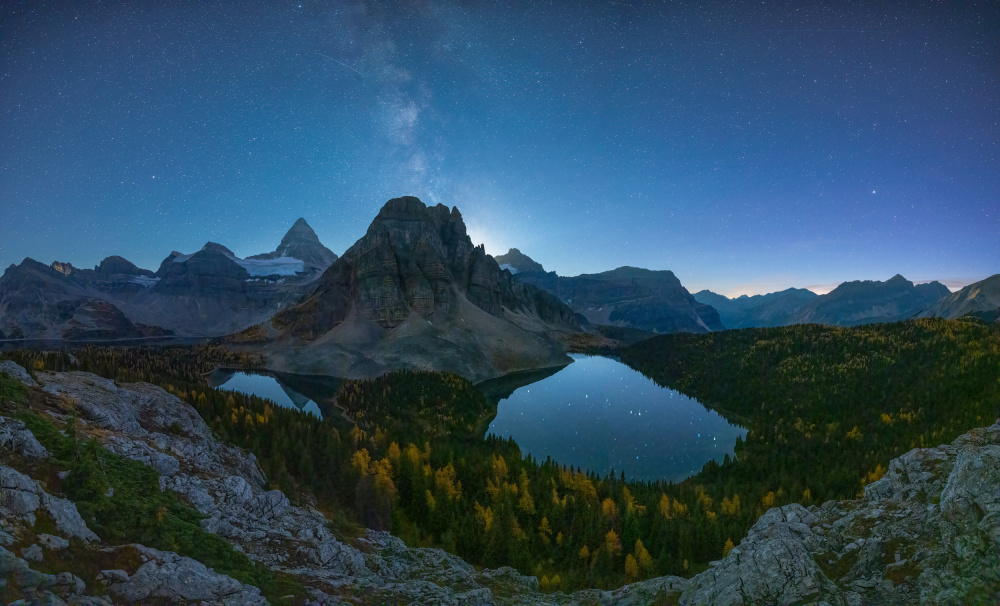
left=207, top=369, right=329, bottom=419
left=486, top=354, right=747, bottom=483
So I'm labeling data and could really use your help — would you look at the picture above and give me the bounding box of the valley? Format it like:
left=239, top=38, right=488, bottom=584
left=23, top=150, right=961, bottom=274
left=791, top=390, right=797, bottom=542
left=3, top=313, right=998, bottom=602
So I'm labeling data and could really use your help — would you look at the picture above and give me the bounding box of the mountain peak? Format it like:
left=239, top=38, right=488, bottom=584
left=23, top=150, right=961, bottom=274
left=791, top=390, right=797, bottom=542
left=248, top=217, right=337, bottom=270
left=201, top=242, right=236, bottom=257
left=887, top=274, right=908, bottom=283
left=95, top=255, right=151, bottom=277
left=494, top=248, right=545, bottom=274
left=280, top=218, right=320, bottom=245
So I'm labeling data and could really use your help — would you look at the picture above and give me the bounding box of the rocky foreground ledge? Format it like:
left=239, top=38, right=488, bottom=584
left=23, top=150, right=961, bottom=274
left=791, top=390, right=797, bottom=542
left=1, top=361, right=998, bottom=605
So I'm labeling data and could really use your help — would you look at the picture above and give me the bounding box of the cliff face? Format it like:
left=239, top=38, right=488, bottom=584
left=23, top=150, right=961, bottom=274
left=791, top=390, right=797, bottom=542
left=264, top=197, right=580, bottom=382
left=1, top=362, right=997, bottom=604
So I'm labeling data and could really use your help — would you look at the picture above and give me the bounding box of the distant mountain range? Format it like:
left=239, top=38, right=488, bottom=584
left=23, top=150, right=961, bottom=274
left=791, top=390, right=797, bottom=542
left=2, top=195, right=995, bottom=380
left=695, top=275, right=952, bottom=328
left=918, top=273, right=1000, bottom=320
left=0, top=219, right=336, bottom=339
left=494, top=250, right=722, bottom=334
left=693, top=288, right=819, bottom=329
left=500, top=250, right=993, bottom=333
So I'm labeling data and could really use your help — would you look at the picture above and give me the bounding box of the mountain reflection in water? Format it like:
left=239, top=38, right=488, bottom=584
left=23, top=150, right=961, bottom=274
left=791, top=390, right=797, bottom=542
left=207, top=369, right=340, bottom=419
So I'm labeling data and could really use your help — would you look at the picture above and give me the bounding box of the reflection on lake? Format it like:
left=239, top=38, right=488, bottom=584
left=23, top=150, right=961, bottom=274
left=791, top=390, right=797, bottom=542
left=487, top=354, right=747, bottom=483
left=208, top=370, right=324, bottom=418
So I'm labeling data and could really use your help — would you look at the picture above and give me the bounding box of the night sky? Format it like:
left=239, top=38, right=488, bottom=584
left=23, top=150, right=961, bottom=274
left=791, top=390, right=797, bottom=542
left=2, top=1, right=997, bottom=296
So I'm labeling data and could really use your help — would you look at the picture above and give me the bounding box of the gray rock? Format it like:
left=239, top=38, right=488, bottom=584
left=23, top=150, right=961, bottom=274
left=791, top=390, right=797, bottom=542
left=101, top=544, right=266, bottom=605
left=0, top=465, right=99, bottom=542
left=0, top=545, right=87, bottom=600
left=0, top=360, right=38, bottom=386
left=22, top=543, right=43, bottom=561
left=38, top=533, right=70, bottom=550
left=0, top=416, right=51, bottom=459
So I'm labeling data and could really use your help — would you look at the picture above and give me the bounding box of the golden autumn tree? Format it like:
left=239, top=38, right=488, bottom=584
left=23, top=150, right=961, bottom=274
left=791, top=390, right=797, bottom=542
left=634, top=539, right=653, bottom=573
left=625, top=553, right=639, bottom=581
left=605, top=529, right=622, bottom=555
left=723, top=538, right=736, bottom=556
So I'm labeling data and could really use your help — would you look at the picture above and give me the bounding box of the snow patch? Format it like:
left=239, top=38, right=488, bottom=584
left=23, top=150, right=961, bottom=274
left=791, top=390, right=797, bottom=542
left=130, top=276, right=160, bottom=287
left=500, top=263, right=518, bottom=274
left=172, top=248, right=303, bottom=276
left=235, top=256, right=304, bottom=276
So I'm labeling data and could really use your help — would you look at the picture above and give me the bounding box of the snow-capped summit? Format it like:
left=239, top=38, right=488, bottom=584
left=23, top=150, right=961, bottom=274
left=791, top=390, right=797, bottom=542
left=249, top=218, right=337, bottom=272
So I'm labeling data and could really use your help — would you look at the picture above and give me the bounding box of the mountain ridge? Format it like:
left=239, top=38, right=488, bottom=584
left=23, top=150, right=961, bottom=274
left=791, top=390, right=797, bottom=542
left=918, top=273, right=1000, bottom=320
left=0, top=219, right=339, bottom=339
left=489, top=249, right=723, bottom=334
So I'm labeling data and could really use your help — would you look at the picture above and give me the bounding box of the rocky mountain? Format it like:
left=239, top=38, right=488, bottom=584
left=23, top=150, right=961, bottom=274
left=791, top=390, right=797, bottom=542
left=0, top=258, right=172, bottom=340
left=494, top=248, right=544, bottom=274
left=918, top=273, right=1000, bottom=320
left=0, top=219, right=338, bottom=340
left=247, top=217, right=338, bottom=273
left=252, top=197, right=581, bottom=382
left=788, top=274, right=950, bottom=327
left=2, top=361, right=997, bottom=604
left=504, top=253, right=723, bottom=333
left=694, top=288, right=818, bottom=329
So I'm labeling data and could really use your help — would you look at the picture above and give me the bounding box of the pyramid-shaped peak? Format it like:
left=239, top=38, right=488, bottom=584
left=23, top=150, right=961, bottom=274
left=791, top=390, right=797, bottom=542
left=282, top=218, right=320, bottom=243
left=887, top=274, right=908, bottom=283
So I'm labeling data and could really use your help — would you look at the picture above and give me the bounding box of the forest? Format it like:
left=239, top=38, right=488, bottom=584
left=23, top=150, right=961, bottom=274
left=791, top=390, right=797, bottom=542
left=3, top=316, right=998, bottom=591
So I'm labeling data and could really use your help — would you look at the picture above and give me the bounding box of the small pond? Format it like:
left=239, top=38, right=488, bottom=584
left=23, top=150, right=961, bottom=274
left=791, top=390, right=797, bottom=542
left=207, top=370, right=332, bottom=419
left=486, top=354, right=747, bottom=483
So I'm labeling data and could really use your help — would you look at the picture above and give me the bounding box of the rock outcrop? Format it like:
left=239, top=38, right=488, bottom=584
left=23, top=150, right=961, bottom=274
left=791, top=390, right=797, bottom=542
left=260, top=197, right=582, bottom=382
left=2, top=362, right=998, bottom=604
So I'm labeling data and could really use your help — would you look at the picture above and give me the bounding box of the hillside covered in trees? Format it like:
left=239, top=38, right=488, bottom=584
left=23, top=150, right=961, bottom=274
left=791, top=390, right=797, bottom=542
left=4, top=316, right=998, bottom=591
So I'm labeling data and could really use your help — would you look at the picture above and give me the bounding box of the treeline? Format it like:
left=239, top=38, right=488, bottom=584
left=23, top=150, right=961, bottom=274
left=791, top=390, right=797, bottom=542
left=4, top=316, right=998, bottom=591
left=622, top=317, right=1000, bottom=505
left=5, top=344, right=265, bottom=385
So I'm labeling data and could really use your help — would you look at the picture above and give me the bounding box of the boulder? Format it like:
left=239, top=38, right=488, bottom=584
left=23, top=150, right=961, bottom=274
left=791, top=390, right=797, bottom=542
left=100, top=544, right=266, bottom=605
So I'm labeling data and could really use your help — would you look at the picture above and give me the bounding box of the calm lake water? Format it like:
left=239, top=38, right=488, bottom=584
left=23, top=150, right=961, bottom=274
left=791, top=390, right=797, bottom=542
left=486, top=354, right=747, bottom=483
left=210, top=370, right=325, bottom=418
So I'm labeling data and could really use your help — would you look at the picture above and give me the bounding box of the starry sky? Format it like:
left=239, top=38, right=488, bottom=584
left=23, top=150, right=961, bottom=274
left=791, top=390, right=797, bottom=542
left=2, top=1, right=997, bottom=296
